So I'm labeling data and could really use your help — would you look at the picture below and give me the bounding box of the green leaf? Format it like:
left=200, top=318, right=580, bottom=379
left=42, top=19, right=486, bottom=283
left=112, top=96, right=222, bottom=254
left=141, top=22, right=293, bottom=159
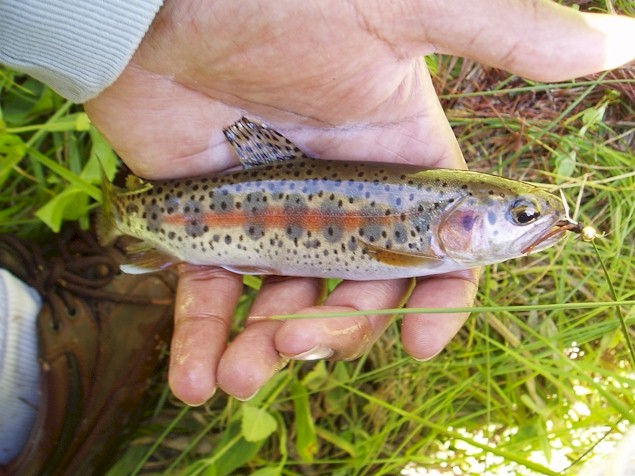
left=579, top=103, right=606, bottom=135
left=75, top=112, right=91, bottom=131
left=553, top=146, right=576, bottom=181
left=241, top=404, right=278, bottom=442
left=0, top=133, right=26, bottom=188
left=0, top=132, right=26, bottom=158
left=291, top=381, right=318, bottom=463
left=84, top=126, right=118, bottom=183
left=302, top=360, right=329, bottom=391
left=35, top=187, right=90, bottom=232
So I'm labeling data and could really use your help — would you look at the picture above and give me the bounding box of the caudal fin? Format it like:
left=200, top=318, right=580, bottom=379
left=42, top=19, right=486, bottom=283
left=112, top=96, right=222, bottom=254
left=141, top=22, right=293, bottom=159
left=96, top=162, right=123, bottom=246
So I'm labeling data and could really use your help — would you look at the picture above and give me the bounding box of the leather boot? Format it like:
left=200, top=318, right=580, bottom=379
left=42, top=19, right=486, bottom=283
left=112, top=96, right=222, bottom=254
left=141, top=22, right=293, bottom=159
left=0, top=227, right=176, bottom=476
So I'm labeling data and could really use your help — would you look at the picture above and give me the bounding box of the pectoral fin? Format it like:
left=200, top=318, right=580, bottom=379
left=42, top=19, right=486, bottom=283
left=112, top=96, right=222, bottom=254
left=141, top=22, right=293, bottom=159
left=360, top=239, right=444, bottom=268
left=223, top=117, right=311, bottom=168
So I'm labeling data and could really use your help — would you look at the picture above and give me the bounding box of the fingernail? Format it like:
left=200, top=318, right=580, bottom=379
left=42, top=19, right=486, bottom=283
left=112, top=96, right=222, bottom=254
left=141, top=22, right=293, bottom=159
left=181, top=394, right=213, bottom=407
left=283, top=345, right=334, bottom=361
left=234, top=390, right=260, bottom=402
left=412, top=348, right=443, bottom=362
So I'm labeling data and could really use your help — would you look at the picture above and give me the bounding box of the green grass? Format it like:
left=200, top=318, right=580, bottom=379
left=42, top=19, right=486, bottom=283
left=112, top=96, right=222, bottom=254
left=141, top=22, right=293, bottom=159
left=2, top=3, right=635, bottom=474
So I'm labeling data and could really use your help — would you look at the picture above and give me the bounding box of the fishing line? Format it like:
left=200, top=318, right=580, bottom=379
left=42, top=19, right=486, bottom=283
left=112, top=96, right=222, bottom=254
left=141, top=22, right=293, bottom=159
left=591, top=240, right=635, bottom=368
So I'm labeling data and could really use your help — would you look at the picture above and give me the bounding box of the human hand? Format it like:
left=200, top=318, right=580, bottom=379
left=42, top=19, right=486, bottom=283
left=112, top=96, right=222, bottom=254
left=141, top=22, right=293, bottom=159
left=84, top=0, right=635, bottom=405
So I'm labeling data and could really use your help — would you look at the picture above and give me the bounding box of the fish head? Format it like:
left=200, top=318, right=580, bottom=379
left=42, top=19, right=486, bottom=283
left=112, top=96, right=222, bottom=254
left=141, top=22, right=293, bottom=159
left=436, top=181, right=569, bottom=265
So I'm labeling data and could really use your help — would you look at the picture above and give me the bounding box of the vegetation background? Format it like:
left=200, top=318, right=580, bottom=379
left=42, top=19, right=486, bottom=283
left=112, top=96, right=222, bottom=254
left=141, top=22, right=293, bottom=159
left=1, top=0, right=634, bottom=474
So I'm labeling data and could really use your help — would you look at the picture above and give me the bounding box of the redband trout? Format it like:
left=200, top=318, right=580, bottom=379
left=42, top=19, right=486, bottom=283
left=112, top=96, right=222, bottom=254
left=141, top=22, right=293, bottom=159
left=98, top=118, right=582, bottom=279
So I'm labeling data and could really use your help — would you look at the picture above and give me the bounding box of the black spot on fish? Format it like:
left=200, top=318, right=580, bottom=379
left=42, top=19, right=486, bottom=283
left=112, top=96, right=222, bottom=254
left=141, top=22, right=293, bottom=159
left=144, top=203, right=163, bottom=232
left=360, top=222, right=384, bottom=243
left=185, top=219, right=206, bottom=238
left=304, top=239, right=321, bottom=249
left=246, top=223, right=265, bottom=240
left=284, top=193, right=309, bottom=218
left=211, top=192, right=234, bottom=213
left=286, top=224, right=304, bottom=241
left=320, top=200, right=344, bottom=218
left=347, top=237, right=358, bottom=253
left=125, top=204, right=139, bottom=215
left=393, top=223, right=408, bottom=244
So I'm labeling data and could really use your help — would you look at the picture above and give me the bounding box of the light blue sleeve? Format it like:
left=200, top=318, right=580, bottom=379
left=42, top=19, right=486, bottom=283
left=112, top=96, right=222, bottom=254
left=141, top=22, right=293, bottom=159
left=0, top=0, right=164, bottom=103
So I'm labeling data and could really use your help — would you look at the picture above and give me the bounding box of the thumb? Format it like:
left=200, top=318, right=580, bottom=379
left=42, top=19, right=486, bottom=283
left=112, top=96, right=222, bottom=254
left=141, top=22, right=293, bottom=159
left=377, top=0, right=635, bottom=81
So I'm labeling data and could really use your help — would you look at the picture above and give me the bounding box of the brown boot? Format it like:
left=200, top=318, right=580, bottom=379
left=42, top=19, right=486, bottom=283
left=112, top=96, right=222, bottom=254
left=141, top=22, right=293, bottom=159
left=0, top=227, right=176, bottom=476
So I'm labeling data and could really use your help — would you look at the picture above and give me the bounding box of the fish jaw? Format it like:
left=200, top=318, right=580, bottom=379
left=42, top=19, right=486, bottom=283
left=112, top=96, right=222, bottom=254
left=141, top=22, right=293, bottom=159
left=521, top=218, right=579, bottom=255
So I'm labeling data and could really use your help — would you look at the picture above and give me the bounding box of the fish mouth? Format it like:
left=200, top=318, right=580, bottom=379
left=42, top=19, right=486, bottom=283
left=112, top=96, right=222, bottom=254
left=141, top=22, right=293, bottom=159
left=521, top=218, right=582, bottom=255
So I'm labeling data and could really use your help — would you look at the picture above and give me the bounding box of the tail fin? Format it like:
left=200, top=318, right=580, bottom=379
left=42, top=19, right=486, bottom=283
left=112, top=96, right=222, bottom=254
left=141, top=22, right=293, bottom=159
left=96, top=162, right=123, bottom=246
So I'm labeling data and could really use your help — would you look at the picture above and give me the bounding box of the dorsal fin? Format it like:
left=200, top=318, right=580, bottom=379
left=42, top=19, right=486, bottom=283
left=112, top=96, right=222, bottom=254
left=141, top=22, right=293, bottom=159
left=223, top=117, right=310, bottom=168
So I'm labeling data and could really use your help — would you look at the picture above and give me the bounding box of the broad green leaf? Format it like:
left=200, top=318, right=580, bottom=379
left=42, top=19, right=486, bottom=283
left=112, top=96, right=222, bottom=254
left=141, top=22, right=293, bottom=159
left=35, top=187, right=90, bottom=232
left=83, top=126, right=118, bottom=184
left=302, top=360, right=329, bottom=391
left=579, top=103, right=606, bottom=136
left=242, top=404, right=278, bottom=443
left=75, top=112, right=91, bottom=131
left=0, top=132, right=26, bottom=158
left=553, top=147, right=576, bottom=181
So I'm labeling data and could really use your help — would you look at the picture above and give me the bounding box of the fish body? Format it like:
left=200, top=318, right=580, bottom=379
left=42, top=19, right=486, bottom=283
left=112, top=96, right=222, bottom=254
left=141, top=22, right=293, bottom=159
left=98, top=118, right=573, bottom=280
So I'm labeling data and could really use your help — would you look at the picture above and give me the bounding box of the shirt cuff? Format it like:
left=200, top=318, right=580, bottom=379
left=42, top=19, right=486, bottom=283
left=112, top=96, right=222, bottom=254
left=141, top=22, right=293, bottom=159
left=0, top=0, right=164, bottom=103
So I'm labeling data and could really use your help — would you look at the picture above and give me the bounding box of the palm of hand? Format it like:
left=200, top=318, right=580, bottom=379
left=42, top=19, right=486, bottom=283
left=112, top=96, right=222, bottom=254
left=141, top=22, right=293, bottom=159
left=84, top=0, right=635, bottom=404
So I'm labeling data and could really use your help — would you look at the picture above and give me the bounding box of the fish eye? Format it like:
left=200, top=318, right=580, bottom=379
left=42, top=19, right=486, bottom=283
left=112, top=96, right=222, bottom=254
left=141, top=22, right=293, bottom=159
left=509, top=199, right=541, bottom=226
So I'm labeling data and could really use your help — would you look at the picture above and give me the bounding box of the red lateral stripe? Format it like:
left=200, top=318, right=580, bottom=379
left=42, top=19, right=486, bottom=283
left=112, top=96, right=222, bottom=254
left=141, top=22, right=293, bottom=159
left=161, top=209, right=394, bottom=230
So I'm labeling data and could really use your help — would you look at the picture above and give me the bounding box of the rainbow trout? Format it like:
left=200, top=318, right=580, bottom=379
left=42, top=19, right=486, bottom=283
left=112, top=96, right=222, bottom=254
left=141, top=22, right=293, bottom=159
left=98, top=118, right=581, bottom=279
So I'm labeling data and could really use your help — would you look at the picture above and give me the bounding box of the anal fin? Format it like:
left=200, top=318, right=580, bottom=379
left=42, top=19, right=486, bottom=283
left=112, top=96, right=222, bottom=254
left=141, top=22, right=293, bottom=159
left=222, top=264, right=280, bottom=275
left=121, top=242, right=180, bottom=274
